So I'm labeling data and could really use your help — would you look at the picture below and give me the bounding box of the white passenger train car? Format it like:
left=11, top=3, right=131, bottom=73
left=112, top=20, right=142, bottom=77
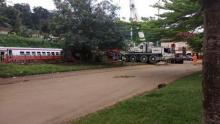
left=0, top=47, right=63, bottom=63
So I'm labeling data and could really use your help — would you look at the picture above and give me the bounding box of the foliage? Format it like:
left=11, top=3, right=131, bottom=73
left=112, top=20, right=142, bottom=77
left=0, top=34, right=61, bottom=48
left=187, top=34, right=203, bottom=52
left=115, top=20, right=132, bottom=45
left=0, top=2, right=53, bottom=38
left=154, top=0, right=202, bottom=33
left=14, top=3, right=33, bottom=28
left=139, top=19, right=163, bottom=43
left=0, top=5, right=21, bottom=31
left=148, top=0, right=203, bottom=51
left=32, top=7, right=52, bottom=34
left=72, top=73, right=202, bottom=124
left=53, top=0, right=125, bottom=61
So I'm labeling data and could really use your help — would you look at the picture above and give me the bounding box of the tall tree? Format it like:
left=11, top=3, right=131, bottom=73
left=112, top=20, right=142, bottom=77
left=32, top=7, right=51, bottom=30
left=0, top=0, right=6, bottom=7
left=53, top=0, right=124, bottom=61
left=152, top=0, right=203, bottom=51
left=14, top=3, right=33, bottom=28
left=32, top=7, right=52, bottom=38
left=0, top=0, right=7, bottom=27
left=1, top=6, right=21, bottom=32
left=154, top=0, right=202, bottom=33
left=202, top=0, right=220, bottom=124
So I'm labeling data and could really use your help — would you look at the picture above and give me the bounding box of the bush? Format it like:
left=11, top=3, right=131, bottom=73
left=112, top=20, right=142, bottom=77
left=0, top=34, right=62, bottom=48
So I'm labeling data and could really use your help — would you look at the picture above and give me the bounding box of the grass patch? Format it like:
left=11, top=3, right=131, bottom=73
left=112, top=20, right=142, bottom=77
left=0, top=63, right=123, bottom=78
left=72, top=73, right=202, bottom=124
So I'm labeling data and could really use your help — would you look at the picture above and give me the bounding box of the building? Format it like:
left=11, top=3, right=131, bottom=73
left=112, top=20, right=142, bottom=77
left=0, top=27, right=12, bottom=35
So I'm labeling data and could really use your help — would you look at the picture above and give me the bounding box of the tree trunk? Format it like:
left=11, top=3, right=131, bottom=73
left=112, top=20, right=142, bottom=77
left=203, top=0, right=220, bottom=124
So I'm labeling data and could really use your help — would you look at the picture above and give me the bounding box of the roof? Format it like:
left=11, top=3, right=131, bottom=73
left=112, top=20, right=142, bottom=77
left=0, top=27, right=12, bottom=32
left=0, top=47, right=62, bottom=51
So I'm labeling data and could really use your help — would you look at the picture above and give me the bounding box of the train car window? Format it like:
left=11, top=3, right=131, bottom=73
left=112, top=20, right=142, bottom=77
left=56, top=52, right=59, bottom=56
left=42, top=52, right=46, bottom=56
left=20, top=51, right=25, bottom=56
left=37, top=52, right=41, bottom=56
left=26, top=52, right=31, bottom=56
left=32, top=52, right=36, bottom=56
left=47, top=52, right=51, bottom=56
left=51, top=52, right=55, bottom=56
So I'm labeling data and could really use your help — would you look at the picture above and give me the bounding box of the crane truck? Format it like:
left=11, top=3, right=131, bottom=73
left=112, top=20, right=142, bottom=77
left=124, top=42, right=175, bottom=64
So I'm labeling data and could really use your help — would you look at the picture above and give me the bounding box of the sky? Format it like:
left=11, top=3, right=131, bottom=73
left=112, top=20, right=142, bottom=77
left=6, top=0, right=159, bottom=21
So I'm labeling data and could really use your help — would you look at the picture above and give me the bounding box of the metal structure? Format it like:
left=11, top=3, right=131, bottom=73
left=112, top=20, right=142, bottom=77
left=130, top=0, right=138, bottom=22
left=129, top=0, right=145, bottom=42
left=130, top=0, right=138, bottom=42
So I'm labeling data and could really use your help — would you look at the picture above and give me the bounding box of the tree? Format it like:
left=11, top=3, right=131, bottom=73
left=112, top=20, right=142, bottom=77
left=53, top=0, right=124, bottom=61
left=32, top=7, right=52, bottom=38
left=0, top=0, right=8, bottom=27
left=14, top=3, right=33, bottom=28
left=1, top=6, right=22, bottom=32
left=187, top=33, right=203, bottom=52
left=32, top=7, right=51, bottom=30
left=202, top=0, right=220, bottom=124
left=115, top=20, right=132, bottom=44
left=152, top=0, right=203, bottom=51
left=0, top=0, right=6, bottom=7
left=139, top=19, right=164, bottom=43
left=154, top=0, right=202, bottom=33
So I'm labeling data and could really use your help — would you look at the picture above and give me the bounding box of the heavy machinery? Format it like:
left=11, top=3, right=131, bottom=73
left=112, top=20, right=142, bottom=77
left=124, top=42, right=175, bottom=64
left=122, top=0, right=180, bottom=64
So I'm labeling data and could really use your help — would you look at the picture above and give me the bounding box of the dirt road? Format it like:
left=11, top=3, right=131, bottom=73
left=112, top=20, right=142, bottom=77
left=0, top=63, right=201, bottom=124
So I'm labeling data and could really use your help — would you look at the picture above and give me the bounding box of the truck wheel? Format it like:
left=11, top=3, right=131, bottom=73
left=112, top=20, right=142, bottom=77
left=125, top=55, right=129, bottom=62
left=140, top=55, right=148, bottom=63
left=130, top=55, right=137, bottom=63
left=149, top=55, right=157, bottom=64
left=179, top=60, right=184, bottom=64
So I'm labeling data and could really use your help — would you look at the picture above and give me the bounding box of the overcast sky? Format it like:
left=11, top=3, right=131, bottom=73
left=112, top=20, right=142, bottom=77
left=7, top=0, right=159, bottom=20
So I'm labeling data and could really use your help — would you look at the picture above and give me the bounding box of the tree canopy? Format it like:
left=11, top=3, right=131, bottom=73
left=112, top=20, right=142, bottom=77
left=154, top=0, right=202, bottom=33
left=0, top=2, right=53, bottom=37
left=136, top=0, right=203, bottom=51
left=53, top=0, right=125, bottom=61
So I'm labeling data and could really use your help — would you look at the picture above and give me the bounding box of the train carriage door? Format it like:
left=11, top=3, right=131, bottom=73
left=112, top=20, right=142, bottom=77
left=0, top=51, right=5, bottom=63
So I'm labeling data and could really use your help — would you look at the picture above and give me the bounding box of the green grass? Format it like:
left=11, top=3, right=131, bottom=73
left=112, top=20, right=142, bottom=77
left=0, top=63, right=123, bottom=78
left=72, top=73, right=202, bottom=124
left=0, top=34, right=61, bottom=48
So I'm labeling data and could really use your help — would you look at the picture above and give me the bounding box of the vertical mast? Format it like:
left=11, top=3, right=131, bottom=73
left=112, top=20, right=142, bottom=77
left=130, top=0, right=137, bottom=22
left=130, top=0, right=136, bottom=42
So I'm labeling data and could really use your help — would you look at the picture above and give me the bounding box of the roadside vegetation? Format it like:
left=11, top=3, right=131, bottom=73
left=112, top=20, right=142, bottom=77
left=0, top=34, right=61, bottom=48
left=72, top=73, right=202, bottom=124
left=0, top=63, right=124, bottom=78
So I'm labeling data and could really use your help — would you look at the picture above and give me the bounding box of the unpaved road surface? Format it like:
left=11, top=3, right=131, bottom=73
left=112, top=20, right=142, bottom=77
left=0, top=63, right=202, bottom=124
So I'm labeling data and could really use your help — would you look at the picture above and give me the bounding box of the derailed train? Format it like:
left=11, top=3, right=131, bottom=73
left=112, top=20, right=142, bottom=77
left=0, top=47, right=63, bottom=63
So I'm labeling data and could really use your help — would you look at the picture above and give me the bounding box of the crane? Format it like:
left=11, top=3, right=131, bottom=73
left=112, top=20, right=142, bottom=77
left=130, top=0, right=138, bottom=22
left=129, top=0, right=145, bottom=42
